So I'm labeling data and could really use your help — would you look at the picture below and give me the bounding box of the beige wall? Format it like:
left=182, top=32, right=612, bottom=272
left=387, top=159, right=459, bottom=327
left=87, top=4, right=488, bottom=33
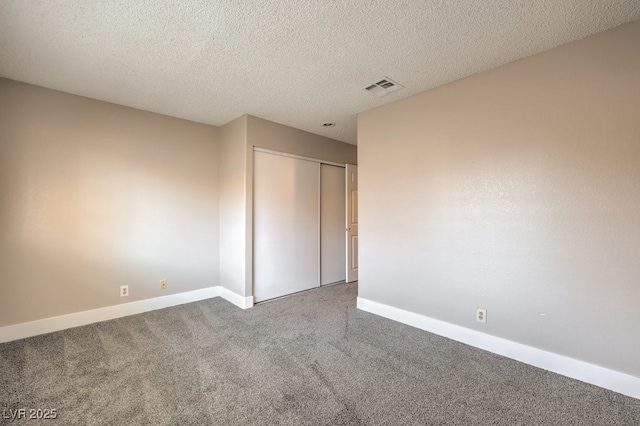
left=358, top=20, right=640, bottom=377
left=218, top=115, right=357, bottom=297
left=0, top=80, right=354, bottom=325
left=219, top=115, right=248, bottom=296
left=247, top=115, right=357, bottom=165
left=0, top=79, right=221, bottom=326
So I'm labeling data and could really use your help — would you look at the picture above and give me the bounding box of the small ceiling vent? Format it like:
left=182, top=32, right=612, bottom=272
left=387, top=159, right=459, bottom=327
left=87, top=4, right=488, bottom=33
left=365, top=77, right=404, bottom=97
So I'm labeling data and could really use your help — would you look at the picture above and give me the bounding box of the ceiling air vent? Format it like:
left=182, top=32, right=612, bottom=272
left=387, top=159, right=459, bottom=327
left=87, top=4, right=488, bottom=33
left=365, top=77, right=404, bottom=98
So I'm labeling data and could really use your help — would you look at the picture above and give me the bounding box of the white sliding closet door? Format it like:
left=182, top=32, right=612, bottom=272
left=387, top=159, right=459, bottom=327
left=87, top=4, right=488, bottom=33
left=253, top=151, right=320, bottom=302
left=320, top=164, right=346, bottom=285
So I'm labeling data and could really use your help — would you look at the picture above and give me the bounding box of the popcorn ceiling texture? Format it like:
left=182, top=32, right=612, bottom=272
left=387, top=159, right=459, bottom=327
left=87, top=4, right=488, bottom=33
left=1, top=1, right=639, bottom=144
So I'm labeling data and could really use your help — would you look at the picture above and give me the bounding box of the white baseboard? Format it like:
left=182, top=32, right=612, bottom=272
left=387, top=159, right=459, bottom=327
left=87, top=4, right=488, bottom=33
left=220, top=286, right=254, bottom=309
left=357, top=297, right=640, bottom=400
left=0, top=286, right=253, bottom=344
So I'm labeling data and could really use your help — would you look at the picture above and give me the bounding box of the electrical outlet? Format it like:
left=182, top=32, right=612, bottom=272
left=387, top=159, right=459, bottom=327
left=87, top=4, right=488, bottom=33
left=160, top=279, right=167, bottom=290
left=120, top=285, right=129, bottom=297
left=476, top=308, right=487, bottom=323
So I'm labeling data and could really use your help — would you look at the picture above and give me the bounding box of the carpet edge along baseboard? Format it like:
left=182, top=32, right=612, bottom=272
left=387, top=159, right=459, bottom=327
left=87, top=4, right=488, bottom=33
left=0, top=286, right=253, bottom=343
left=356, top=297, right=640, bottom=401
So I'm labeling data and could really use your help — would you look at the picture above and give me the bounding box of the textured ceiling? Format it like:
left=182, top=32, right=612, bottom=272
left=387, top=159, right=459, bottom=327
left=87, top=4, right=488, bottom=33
left=1, top=1, right=639, bottom=145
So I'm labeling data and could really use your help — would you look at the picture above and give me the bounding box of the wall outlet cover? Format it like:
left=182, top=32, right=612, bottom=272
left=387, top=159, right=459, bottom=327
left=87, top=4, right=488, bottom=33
left=476, top=308, right=487, bottom=323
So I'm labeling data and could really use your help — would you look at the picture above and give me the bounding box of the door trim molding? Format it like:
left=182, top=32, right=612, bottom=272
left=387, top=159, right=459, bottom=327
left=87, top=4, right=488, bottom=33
left=253, top=147, right=345, bottom=168
left=345, top=164, right=358, bottom=282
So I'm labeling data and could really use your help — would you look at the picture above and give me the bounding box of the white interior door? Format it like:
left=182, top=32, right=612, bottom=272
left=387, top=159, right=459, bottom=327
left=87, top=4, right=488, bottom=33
left=320, top=164, right=346, bottom=285
left=253, top=151, right=320, bottom=302
left=346, top=164, right=358, bottom=282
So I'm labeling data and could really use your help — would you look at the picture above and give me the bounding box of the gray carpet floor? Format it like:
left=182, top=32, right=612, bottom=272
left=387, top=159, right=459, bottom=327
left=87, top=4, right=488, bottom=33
left=1, top=282, right=639, bottom=425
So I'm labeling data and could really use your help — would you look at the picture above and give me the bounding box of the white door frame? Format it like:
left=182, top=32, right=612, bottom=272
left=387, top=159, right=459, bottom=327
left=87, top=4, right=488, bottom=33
left=346, top=164, right=358, bottom=282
